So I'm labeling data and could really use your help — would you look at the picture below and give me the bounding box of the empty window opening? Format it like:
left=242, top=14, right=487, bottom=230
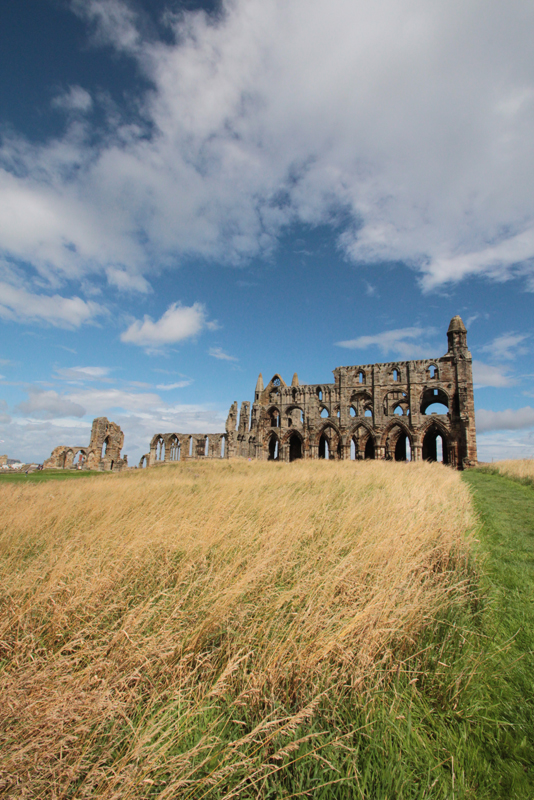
left=268, top=435, right=279, bottom=461
left=110, top=460, right=114, bottom=471
left=425, top=402, right=449, bottom=415
left=292, top=388, right=298, bottom=401
left=289, top=434, right=302, bottom=462
left=358, top=371, right=364, bottom=384
left=316, top=388, right=323, bottom=401
left=73, top=451, right=85, bottom=467
left=189, top=437, right=193, bottom=457
left=102, top=437, right=111, bottom=459
left=140, top=455, right=148, bottom=469
left=204, top=437, right=209, bottom=457
left=393, top=369, right=399, bottom=382
left=287, top=417, right=292, bottom=427
left=364, top=408, right=373, bottom=418
left=320, top=407, right=329, bottom=418
left=318, top=434, right=329, bottom=459
left=350, top=439, right=356, bottom=460
left=429, top=365, right=437, bottom=378
left=394, top=435, right=411, bottom=462
left=422, top=429, right=449, bottom=464
left=394, top=406, right=403, bottom=416
left=365, top=436, right=375, bottom=460
left=350, top=406, right=357, bottom=417
left=336, top=408, right=341, bottom=418
left=221, top=437, right=226, bottom=458
left=270, top=410, right=280, bottom=427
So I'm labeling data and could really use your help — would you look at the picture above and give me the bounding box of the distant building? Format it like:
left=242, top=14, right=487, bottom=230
left=143, top=316, right=477, bottom=470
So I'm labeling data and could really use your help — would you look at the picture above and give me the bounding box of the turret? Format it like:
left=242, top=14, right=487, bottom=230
left=255, top=373, right=264, bottom=401
left=447, top=315, right=468, bottom=354
left=291, top=372, right=299, bottom=387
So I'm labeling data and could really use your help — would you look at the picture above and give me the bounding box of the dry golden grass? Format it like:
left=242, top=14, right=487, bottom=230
left=491, top=458, right=534, bottom=484
left=0, top=459, right=474, bottom=798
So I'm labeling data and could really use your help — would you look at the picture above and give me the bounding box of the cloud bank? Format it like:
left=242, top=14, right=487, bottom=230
left=0, top=0, right=533, bottom=293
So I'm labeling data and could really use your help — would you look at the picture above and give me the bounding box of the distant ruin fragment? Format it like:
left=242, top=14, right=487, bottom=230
left=44, top=417, right=128, bottom=471
left=144, top=316, right=477, bottom=470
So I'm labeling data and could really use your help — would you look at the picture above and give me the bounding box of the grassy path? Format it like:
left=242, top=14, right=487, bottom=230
left=461, top=469, right=534, bottom=796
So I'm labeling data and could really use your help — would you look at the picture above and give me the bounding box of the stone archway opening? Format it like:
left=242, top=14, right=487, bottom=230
left=289, top=434, right=302, bottom=462
left=268, top=434, right=279, bottom=461
left=364, top=436, right=375, bottom=460
left=318, top=434, right=329, bottom=459
left=422, top=427, right=449, bottom=464
left=394, top=435, right=412, bottom=461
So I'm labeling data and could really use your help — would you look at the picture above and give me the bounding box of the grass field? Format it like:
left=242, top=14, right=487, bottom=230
left=0, top=469, right=106, bottom=483
left=0, top=459, right=533, bottom=798
left=484, top=458, right=534, bottom=487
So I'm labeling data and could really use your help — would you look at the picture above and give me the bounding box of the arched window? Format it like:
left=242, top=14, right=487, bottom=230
left=358, top=371, right=365, bottom=384
left=350, top=406, right=357, bottom=417
left=268, top=434, right=279, bottom=461
left=320, top=407, right=329, bottom=418
left=393, top=369, right=399, bottom=382
left=318, top=434, right=329, bottom=459
left=428, top=364, right=438, bottom=379
left=316, top=387, right=323, bottom=401
left=289, top=434, right=302, bottom=462
left=422, top=427, right=449, bottom=464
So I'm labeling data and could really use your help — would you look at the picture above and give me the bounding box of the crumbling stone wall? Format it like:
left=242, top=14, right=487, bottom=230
left=0, top=455, right=7, bottom=467
left=146, top=316, right=477, bottom=470
left=43, top=417, right=128, bottom=471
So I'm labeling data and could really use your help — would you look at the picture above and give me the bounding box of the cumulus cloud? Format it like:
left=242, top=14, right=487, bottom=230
left=1, top=0, right=534, bottom=291
left=52, top=86, right=93, bottom=113
left=0, top=281, right=103, bottom=328
left=120, top=302, right=209, bottom=349
left=106, top=267, right=152, bottom=294
left=476, top=406, right=534, bottom=433
left=16, top=389, right=86, bottom=419
left=208, top=347, right=238, bottom=361
left=480, top=332, right=529, bottom=361
left=472, top=361, right=516, bottom=388
left=336, top=327, right=437, bottom=359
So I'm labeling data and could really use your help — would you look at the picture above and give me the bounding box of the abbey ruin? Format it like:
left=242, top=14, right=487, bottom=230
left=44, top=417, right=128, bottom=471
left=143, top=315, right=477, bottom=470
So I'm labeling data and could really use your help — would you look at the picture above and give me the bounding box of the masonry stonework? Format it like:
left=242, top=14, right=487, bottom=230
left=43, top=417, right=128, bottom=471
left=146, top=316, right=477, bottom=470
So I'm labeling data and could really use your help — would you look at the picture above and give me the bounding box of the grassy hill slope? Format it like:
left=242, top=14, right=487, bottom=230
left=0, top=460, right=532, bottom=798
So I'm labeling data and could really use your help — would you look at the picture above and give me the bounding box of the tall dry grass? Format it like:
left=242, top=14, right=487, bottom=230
left=491, top=458, right=534, bottom=485
left=0, top=460, right=474, bottom=798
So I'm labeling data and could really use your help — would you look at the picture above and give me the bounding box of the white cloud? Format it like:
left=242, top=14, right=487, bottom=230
left=66, top=387, right=162, bottom=414
left=472, top=360, right=516, bottom=388
left=16, top=389, right=86, bottom=419
left=476, top=430, right=534, bottom=462
left=52, top=86, right=93, bottom=113
left=106, top=266, right=152, bottom=294
left=120, top=302, right=209, bottom=349
left=156, top=380, right=193, bottom=390
left=0, top=0, right=533, bottom=291
left=336, top=326, right=437, bottom=359
left=476, top=406, right=534, bottom=433
left=480, top=332, right=529, bottom=361
left=54, top=366, right=113, bottom=382
left=0, top=281, right=103, bottom=328
left=208, top=347, right=238, bottom=361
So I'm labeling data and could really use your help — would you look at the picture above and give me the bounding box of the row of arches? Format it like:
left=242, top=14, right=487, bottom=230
left=266, top=422, right=449, bottom=465
left=150, top=433, right=227, bottom=463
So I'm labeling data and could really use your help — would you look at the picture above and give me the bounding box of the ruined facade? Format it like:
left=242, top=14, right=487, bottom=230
left=44, top=417, right=128, bottom=471
left=145, top=316, right=477, bottom=470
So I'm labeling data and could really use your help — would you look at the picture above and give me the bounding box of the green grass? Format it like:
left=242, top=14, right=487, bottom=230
left=0, top=468, right=107, bottom=483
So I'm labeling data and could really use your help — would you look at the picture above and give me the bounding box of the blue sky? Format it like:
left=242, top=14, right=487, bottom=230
left=1, top=0, right=533, bottom=465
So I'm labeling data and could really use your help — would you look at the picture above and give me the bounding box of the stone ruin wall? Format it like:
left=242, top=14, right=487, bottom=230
left=145, top=316, right=477, bottom=471
left=43, top=417, right=128, bottom=471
